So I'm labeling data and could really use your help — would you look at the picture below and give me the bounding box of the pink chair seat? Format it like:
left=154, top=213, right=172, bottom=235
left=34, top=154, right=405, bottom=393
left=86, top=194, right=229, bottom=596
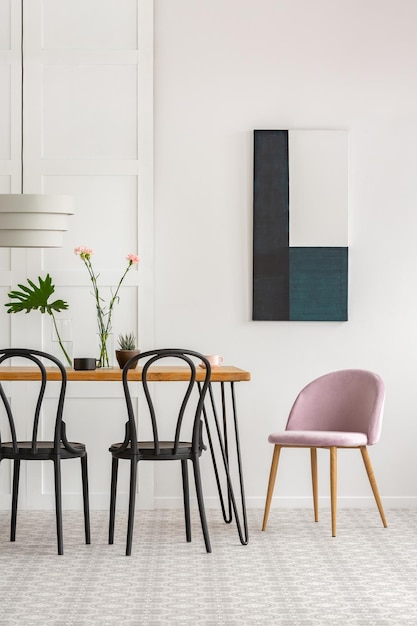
left=268, top=430, right=368, bottom=447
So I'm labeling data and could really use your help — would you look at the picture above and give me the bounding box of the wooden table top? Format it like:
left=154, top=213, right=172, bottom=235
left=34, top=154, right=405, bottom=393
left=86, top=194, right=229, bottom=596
left=0, top=365, right=251, bottom=383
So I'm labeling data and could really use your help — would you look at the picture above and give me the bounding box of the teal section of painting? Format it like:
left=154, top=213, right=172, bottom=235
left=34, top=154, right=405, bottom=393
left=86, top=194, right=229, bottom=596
left=289, top=248, right=348, bottom=321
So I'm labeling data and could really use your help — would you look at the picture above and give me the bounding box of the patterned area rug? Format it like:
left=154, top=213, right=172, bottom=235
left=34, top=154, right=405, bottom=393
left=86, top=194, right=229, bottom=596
left=0, top=508, right=416, bottom=625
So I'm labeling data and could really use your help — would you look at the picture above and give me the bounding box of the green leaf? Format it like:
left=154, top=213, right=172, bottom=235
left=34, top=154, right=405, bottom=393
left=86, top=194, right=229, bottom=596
left=5, top=274, right=69, bottom=315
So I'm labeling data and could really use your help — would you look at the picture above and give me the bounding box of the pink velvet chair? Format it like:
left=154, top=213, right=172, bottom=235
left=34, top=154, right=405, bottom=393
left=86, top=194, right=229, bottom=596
left=262, top=369, right=387, bottom=536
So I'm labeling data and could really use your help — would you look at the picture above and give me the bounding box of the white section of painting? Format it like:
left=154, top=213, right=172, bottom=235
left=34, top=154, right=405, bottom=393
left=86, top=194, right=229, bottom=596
left=288, top=130, right=348, bottom=247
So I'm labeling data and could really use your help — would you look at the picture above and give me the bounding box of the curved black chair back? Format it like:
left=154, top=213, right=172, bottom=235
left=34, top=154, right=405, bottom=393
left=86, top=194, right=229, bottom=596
left=121, top=348, right=211, bottom=457
left=0, top=348, right=67, bottom=456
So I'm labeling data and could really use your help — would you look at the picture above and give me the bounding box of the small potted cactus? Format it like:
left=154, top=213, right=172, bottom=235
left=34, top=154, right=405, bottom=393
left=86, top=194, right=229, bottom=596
left=115, top=332, right=140, bottom=369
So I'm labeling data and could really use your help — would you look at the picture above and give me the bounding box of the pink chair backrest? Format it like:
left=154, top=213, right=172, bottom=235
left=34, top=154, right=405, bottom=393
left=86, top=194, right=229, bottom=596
left=286, top=369, right=385, bottom=445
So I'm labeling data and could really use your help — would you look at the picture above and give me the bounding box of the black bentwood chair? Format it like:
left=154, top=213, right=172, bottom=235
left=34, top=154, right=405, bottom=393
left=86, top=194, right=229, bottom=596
left=0, top=349, right=90, bottom=555
left=109, top=349, right=212, bottom=556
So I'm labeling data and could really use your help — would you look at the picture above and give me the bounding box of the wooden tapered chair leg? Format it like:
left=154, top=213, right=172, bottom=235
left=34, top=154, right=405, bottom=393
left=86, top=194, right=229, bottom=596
left=360, top=446, right=388, bottom=528
left=330, top=446, right=337, bottom=537
left=262, top=445, right=281, bottom=531
left=310, top=448, right=319, bottom=522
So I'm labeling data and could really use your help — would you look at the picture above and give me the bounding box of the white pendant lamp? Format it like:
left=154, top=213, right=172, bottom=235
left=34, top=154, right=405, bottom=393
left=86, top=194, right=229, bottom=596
left=0, top=194, right=74, bottom=248
left=0, top=1, right=74, bottom=248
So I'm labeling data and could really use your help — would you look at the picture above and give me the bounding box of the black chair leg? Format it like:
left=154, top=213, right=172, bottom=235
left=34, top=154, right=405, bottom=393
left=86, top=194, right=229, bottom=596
left=81, top=454, right=91, bottom=545
left=126, top=458, right=138, bottom=556
left=109, top=457, right=119, bottom=545
left=53, top=457, right=64, bottom=555
left=192, top=457, right=211, bottom=553
left=11, top=459, right=21, bottom=542
left=181, top=459, right=191, bottom=542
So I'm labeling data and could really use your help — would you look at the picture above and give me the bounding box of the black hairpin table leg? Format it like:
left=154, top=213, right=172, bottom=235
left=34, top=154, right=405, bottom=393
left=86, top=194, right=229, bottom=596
left=201, top=381, right=249, bottom=545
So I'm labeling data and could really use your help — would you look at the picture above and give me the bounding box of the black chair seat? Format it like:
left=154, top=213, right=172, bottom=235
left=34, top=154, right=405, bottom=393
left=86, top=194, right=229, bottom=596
left=1, top=440, right=86, bottom=460
left=110, top=440, right=196, bottom=459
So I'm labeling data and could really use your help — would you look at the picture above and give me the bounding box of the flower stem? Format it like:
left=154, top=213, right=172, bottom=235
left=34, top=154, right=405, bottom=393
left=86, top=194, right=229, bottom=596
left=51, top=312, right=72, bottom=367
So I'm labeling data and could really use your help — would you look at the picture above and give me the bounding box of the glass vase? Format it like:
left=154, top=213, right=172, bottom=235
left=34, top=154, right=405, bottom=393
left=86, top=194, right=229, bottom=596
left=51, top=318, right=73, bottom=367
left=97, top=332, right=114, bottom=368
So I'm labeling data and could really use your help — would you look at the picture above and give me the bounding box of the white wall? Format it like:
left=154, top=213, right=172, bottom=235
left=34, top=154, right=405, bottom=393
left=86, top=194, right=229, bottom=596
left=1, top=0, right=416, bottom=513
left=153, top=0, right=417, bottom=507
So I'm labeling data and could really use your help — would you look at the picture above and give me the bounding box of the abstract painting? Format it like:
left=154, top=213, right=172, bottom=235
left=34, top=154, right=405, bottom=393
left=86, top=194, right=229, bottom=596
left=253, top=129, right=348, bottom=321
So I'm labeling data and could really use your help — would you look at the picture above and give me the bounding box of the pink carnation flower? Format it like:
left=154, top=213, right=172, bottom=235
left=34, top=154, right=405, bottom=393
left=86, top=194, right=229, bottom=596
left=74, top=246, right=93, bottom=258
left=127, top=253, right=140, bottom=264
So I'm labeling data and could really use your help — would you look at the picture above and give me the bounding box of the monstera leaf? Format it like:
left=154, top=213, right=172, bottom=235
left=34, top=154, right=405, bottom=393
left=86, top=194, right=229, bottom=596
left=5, top=274, right=68, bottom=316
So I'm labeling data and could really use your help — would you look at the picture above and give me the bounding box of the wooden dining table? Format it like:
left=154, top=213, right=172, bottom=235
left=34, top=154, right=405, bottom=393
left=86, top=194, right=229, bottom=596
left=0, top=364, right=251, bottom=545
